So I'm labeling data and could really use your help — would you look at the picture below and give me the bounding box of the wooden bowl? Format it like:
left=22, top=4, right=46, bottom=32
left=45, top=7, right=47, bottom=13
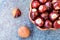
left=29, top=0, right=49, bottom=31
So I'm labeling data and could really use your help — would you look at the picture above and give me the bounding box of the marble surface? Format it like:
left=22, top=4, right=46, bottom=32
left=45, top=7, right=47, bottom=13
left=0, top=0, right=60, bottom=40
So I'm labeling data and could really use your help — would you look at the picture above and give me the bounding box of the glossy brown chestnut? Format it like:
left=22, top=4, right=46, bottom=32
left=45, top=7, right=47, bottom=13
left=53, top=2, right=60, bottom=10
left=39, top=0, right=47, bottom=3
left=44, top=20, right=52, bottom=28
left=38, top=5, right=47, bottom=13
left=31, top=1, right=40, bottom=8
left=30, top=8, right=38, bottom=20
left=41, top=12, right=48, bottom=20
left=12, top=8, right=21, bottom=18
left=35, top=18, right=44, bottom=27
left=49, top=11, right=58, bottom=21
left=45, top=2, right=52, bottom=7
left=45, top=2, right=52, bottom=10
left=53, top=20, right=60, bottom=29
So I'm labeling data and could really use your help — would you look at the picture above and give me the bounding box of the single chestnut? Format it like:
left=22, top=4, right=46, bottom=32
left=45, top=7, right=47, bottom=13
left=31, top=1, right=40, bottom=8
left=53, top=20, right=60, bottom=29
left=30, top=8, right=38, bottom=20
left=38, top=5, right=47, bottom=13
left=18, top=26, right=30, bottom=38
left=44, top=20, right=52, bottom=28
left=53, top=2, right=60, bottom=10
left=35, top=18, right=44, bottom=27
left=49, top=11, right=58, bottom=21
left=12, top=8, right=21, bottom=18
left=45, top=2, right=52, bottom=8
left=39, top=0, right=47, bottom=3
left=45, top=2, right=52, bottom=11
left=41, top=12, right=48, bottom=20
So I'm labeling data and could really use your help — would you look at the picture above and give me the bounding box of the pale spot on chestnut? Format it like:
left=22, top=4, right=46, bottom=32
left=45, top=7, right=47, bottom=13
left=35, top=18, right=44, bottom=27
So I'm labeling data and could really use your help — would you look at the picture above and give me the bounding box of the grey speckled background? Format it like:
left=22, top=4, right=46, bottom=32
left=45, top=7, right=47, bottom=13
left=0, top=0, right=60, bottom=40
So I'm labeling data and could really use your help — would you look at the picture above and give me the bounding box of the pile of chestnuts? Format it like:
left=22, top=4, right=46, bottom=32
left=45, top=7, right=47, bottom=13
left=29, top=0, right=60, bottom=30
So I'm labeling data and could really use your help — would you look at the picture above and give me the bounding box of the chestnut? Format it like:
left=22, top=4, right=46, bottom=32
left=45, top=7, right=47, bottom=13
left=53, top=2, right=60, bottom=10
left=53, top=20, right=60, bottom=29
left=30, top=8, right=38, bottom=20
left=49, top=11, right=58, bottom=21
left=45, top=2, right=52, bottom=11
left=31, top=1, right=40, bottom=8
left=35, top=18, right=44, bottom=27
left=12, top=8, right=21, bottom=18
left=18, top=26, right=30, bottom=38
left=44, top=20, right=52, bottom=28
left=39, top=0, right=47, bottom=3
left=41, top=12, right=48, bottom=20
left=38, top=5, right=47, bottom=13
left=45, top=2, right=52, bottom=8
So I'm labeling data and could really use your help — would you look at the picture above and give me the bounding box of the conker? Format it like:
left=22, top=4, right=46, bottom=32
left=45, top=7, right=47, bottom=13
left=49, top=11, right=58, bottom=21
left=38, top=5, right=47, bottom=13
left=18, top=26, right=30, bottom=38
left=32, top=1, right=40, bottom=8
left=45, top=2, right=52, bottom=7
left=53, top=2, right=60, bottom=10
left=30, top=8, right=38, bottom=20
left=53, top=20, right=60, bottom=29
left=44, top=20, right=52, bottom=28
left=12, top=8, right=21, bottom=18
left=35, top=18, right=44, bottom=27
left=41, top=12, right=48, bottom=20
left=45, top=2, right=52, bottom=10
